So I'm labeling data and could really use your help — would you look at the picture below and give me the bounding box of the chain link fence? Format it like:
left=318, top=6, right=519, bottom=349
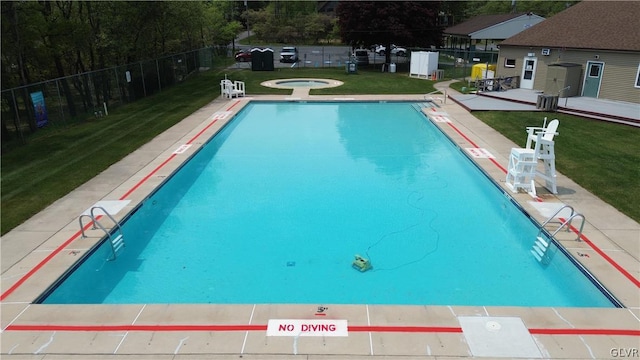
left=2, top=45, right=498, bottom=146
left=1, top=47, right=215, bottom=144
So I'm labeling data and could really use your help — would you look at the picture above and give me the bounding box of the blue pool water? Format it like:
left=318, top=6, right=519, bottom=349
left=41, top=102, right=615, bottom=307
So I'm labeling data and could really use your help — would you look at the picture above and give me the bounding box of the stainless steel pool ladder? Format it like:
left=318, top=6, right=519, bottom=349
left=531, top=205, right=585, bottom=264
left=78, top=206, right=125, bottom=261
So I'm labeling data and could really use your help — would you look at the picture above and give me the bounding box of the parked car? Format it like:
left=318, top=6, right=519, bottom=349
left=279, top=46, right=298, bottom=63
left=375, top=44, right=407, bottom=57
left=352, top=49, right=369, bottom=65
left=234, top=49, right=252, bottom=62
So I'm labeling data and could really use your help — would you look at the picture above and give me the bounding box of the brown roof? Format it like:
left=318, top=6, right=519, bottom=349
left=500, top=1, right=640, bottom=51
left=444, top=13, right=527, bottom=36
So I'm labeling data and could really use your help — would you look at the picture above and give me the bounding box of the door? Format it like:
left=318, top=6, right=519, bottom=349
left=582, top=61, right=604, bottom=98
left=520, top=57, right=537, bottom=89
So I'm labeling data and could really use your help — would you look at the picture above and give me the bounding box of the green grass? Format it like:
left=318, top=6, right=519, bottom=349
left=1, top=64, right=638, bottom=235
left=472, top=111, right=640, bottom=222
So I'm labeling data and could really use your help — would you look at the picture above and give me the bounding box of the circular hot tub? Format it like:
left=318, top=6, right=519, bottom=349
left=261, top=78, right=343, bottom=89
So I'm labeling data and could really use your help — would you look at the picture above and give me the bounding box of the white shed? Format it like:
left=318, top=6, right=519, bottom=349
left=409, top=51, right=439, bottom=79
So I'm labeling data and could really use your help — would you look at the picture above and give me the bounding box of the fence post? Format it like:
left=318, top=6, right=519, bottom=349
left=156, top=59, right=162, bottom=92
left=140, top=62, right=147, bottom=97
left=10, top=89, right=25, bottom=143
left=55, top=79, right=66, bottom=126
left=115, top=67, right=122, bottom=104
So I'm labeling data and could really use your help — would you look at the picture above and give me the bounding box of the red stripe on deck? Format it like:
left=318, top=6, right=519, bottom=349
left=348, top=325, right=462, bottom=333
left=529, top=328, right=640, bottom=336
left=6, top=324, right=638, bottom=337
left=560, top=217, right=640, bottom=288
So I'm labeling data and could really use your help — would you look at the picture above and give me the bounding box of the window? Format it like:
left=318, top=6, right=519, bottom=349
left=635, top=64, right=640, bottom=88
left=588, top=63, right=602, bottom=77
left=504, top=58, right=516, bottom=68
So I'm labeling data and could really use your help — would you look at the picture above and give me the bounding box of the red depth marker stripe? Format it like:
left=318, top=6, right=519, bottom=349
left=529, top=328, right=640, bottom=336
left=5, top=324, right=639, bottom=337
left=445, top=122, right=507, bottom=174
left=560, top=217, right=640, bottom=288
left=1, top=101, right=242, bottom=302
left=348, top=325, right=462, bottom=333
left=6, top=324, right=267, bottom=332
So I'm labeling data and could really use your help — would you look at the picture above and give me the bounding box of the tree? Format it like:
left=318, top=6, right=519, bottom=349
left=336, top=1, right=442, bottom=66
left=461, top=1, right=579, bottom=19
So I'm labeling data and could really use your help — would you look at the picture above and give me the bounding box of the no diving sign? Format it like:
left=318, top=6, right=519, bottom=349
left=267, top=319, right=348, bottom=337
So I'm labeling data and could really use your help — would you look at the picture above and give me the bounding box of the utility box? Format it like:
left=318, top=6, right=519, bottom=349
left=251, top=48, right=274, bottom=71
left=410, top=51, right=439, bottom=79
left=545, top=63, right=582, bottom=97
left=345, top=61, right=357, bottom=74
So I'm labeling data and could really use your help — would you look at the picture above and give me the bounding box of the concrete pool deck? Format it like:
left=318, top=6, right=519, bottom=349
left=1, top=83, right=638, bottom=359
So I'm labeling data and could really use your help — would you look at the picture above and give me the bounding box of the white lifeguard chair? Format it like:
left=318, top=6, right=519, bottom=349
left=506, top=147, right=537, bottom=195
left=506, top=117, right=559, bottom=195
left=526, top=118, right=559, bottom=194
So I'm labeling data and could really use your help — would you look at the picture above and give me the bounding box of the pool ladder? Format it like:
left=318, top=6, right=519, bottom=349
left=79, top=206, right=125, bottom=261
left=531, top=205, right=585, bottom=265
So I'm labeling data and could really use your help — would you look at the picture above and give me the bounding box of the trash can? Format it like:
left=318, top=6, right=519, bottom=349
left=389, top=63, right=396, bottom=73
left=346, top=61, right=357, bottom=74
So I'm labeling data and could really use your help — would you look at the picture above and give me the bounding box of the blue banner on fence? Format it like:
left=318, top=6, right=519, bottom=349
left=30, top=91, right=49, bottom=128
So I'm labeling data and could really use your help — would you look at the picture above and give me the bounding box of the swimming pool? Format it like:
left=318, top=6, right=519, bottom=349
left=39, top=102, right=616, bottom=307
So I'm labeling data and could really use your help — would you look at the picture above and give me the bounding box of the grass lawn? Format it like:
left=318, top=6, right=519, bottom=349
left=1, top=65, right=638, bottom=235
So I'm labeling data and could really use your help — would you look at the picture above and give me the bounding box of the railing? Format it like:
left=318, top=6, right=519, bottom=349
left=475, top=76, right=520, bottom=92
left=537, top=204, right=585, bottom=241
left=531, top=205, right=586, bottom=264
left=78, top=206, right=125, bottom=261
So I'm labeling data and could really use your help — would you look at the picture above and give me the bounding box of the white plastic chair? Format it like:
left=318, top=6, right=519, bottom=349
left=220, top=79, right=245, bottom=99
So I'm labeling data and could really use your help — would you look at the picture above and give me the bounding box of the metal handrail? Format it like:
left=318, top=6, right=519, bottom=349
left=78, top=206, right=124, bottom=260
left=537, top=204, right=585, bottom=241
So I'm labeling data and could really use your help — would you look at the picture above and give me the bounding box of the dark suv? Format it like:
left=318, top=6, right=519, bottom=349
left=279, top=47, right=299, bottom=63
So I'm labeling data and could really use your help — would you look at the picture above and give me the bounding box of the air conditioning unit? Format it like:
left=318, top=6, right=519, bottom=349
left=541, top=48, right=551, bottom=56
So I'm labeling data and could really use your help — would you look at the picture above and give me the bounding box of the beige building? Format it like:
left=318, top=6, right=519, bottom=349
left=496, top=1, right=640, bottom=104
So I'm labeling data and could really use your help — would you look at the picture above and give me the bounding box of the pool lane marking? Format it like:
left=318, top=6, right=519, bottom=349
left=560, top=217, right=640, bottom=288
left=5, top=324, right=639, bottom=336
left=0, top=101, right=242, bottom=302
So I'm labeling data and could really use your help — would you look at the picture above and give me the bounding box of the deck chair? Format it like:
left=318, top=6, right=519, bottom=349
left=220, top=79, right=245, bottom=99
